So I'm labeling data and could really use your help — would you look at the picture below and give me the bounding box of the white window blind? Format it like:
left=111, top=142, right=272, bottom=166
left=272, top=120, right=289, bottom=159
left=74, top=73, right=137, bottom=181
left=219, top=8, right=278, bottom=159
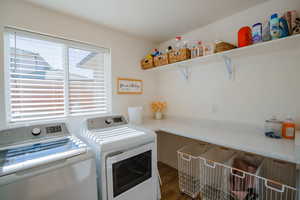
left=68, top=48, right=109, bottom=115
left=5, top=28, right=111, bottom=123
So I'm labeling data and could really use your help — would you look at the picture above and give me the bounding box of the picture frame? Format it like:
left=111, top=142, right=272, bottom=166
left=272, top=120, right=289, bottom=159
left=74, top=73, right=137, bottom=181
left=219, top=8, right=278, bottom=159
left=117, top=78, right=143, bottom=94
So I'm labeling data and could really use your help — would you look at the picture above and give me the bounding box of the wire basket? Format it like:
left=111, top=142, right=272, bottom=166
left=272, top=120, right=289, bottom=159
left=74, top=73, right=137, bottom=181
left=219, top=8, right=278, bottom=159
left=260, top=158, right=297, bottom=200
left=200, top=159, right=298, bottom=200
left=177, top=144, right=298, bottom=200
left=177, top=143, right=209, bottom=198
left=199, top=146, right=236, bottom=199
left=227, top=152, right=264, bottom=200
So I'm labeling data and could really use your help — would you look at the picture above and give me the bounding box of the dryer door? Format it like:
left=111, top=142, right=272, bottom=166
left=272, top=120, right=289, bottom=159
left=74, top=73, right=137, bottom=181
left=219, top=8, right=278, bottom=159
left=106, top=143, right=156, bottom=200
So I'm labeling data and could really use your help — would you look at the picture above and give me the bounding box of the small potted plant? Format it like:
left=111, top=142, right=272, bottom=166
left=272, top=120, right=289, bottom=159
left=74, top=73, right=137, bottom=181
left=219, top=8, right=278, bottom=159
left=151, top=101, right=167, bottom=120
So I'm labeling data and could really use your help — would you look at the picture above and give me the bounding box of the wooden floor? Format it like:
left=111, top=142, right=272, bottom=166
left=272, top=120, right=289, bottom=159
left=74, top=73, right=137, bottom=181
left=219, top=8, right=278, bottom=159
left=158, top=162, right=201, bottom=200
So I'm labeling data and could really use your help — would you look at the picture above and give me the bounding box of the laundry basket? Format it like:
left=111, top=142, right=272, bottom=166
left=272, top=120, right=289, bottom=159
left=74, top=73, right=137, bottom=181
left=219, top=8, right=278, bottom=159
left=227, top=152, right=264, bottom=200
left=260, top=158, right=297, bottom=200
left=198, top=146, right=236, bottom=200
left=177, top=143, right=209, bottom=198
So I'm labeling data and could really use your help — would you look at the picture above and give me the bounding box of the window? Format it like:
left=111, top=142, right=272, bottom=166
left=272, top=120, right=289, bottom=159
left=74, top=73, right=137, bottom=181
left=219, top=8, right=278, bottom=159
left=4, top=28, right=111, bottom=123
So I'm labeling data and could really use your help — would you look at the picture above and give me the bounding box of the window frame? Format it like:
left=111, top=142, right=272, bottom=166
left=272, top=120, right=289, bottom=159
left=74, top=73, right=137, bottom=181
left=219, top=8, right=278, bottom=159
left=4, top=27, right=112, bottom=126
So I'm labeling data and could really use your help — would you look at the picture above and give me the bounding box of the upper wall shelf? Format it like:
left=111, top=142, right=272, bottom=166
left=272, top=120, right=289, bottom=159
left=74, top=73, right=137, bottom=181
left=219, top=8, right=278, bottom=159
left=147, top=34, right=300, bottom=80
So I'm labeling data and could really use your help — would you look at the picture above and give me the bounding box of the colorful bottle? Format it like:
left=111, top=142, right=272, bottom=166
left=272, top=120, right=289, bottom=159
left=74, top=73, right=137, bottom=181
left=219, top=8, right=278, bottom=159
left=191, top=41, right=204, bottom=58
left=197, top=41, right=204, bottom=56
left=203, top=42, right=215, bottom=56
left=252, top=23, right=262, bottom=43
left=174, top=36, right=188, bottom=50
left=262, top=20, right=271, bottom=41
left=279, top=17, right=290, bottom=38
left=238, top=26, right=252, bottom=47
left=282, top=118, right=296, bottom=139
left=264, top=116, right=282, bottom=138
left=270, top=14, right=280, bottom=40
left=175, top=36, right=182, bottom=50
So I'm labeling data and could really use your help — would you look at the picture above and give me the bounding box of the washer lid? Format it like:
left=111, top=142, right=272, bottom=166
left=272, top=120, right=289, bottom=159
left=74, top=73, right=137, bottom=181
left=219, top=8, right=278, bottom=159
left=0, top=136, right=86, bottom=176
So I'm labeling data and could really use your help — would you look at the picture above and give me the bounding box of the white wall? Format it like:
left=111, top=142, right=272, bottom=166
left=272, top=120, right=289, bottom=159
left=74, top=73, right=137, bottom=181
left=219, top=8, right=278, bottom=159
left=0, top=0, right=299, bottom=132
left=158, top=0, right=300, bottom=126
left=0, top=0, right=157, bottom=130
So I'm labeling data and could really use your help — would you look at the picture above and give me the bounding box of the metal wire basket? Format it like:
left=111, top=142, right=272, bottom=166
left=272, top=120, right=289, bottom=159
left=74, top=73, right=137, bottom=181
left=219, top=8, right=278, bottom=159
left=177, top=145, right=298, bottom=200
left=177, top=143, right=209, bottom=198
left=260, top=158, right=297, bottom=200
left=199, top=146, right=236, bottom=199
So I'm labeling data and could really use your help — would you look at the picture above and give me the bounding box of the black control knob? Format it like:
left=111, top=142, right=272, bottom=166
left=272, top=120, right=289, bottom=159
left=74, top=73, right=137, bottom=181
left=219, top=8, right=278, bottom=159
left=105, top=119, right=113, bottom=125
left=32, top=128, right=41, bottom=136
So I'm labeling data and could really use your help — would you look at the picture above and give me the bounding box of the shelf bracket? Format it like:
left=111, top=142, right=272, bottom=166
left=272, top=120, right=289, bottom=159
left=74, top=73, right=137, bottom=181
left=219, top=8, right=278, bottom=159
left=177, top=65, right=191, bottom=81
left=222, top=55, right=234, bottom=80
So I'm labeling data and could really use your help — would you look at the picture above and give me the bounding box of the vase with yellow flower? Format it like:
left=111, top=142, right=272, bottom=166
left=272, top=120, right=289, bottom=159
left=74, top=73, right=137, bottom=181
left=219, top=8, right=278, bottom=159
left=151, top=101, right=167, bottom=120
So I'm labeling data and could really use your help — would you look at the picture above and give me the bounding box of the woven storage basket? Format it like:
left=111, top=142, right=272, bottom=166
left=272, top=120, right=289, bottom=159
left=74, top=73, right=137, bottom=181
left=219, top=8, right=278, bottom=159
left=214, top=42, right=236, bottom=53
left=154, top=54, right=169, bottom=67
left=169, top=48, right=191, bottom=63
left=140, top=57, right=154, bottom=70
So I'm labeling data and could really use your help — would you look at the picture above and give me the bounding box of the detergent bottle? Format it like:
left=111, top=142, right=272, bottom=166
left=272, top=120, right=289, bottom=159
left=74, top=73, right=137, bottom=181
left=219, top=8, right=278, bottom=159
left=282, top=118, right=296, bottom=139
left=270, top=14, right=280, bottom=40
left=279, top=17, right=290, bottom=38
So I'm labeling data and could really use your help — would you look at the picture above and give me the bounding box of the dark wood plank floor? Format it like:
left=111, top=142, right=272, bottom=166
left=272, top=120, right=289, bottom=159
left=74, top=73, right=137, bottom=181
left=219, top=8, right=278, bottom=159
left=158, top=162, right=201, bottom=200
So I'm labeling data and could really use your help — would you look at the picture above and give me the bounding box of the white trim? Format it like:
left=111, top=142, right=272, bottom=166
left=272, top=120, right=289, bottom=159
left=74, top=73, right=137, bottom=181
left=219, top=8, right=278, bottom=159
left=5, top=117, right=68, bottom=129
left=4, top=26, right=110, bottom=54
left=3, top=30, right=12, bottom=124
left=105, top=48, right=113, bottom=113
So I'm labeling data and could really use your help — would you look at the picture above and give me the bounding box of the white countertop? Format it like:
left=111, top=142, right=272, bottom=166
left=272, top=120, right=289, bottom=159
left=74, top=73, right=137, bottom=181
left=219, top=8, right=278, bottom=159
left=137, top=117, right=298, bottom=164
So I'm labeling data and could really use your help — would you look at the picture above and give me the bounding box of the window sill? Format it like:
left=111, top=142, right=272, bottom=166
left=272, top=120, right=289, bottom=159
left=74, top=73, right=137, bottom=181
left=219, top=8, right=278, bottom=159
left=6, top=112, right=113, bottom=129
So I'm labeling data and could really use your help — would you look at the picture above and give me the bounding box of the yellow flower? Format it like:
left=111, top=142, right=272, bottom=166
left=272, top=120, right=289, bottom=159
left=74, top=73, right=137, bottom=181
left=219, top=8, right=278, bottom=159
left=151, top=101, right=167, bottom=113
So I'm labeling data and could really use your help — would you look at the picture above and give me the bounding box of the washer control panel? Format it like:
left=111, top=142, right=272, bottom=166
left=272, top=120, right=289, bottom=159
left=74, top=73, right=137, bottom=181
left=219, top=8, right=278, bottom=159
left=0, top=123, right=70, bottom=148
left=88, top=115, right=127, bottom=130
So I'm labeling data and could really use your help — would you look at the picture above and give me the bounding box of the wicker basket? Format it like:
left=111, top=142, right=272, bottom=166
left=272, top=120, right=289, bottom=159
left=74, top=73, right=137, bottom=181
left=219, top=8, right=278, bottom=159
left=169, top=48, right=191, bottom=63
left=214, top=42, right=236, bottom=53
left=140, top=57, right=154, bottom=70
left=154, top=54, right=169, bottom=67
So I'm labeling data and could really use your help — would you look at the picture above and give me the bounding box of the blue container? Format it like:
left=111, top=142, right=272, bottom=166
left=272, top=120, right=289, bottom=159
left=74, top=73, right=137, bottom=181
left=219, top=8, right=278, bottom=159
left=279, top=17, right=289, bottom=38
left=270, top=13, right=280, bottom=40
left=252, top=23, right=262, bottom=43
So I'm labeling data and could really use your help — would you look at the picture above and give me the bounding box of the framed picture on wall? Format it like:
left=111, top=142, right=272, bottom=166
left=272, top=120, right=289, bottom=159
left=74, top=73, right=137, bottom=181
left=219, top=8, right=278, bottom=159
left=117, top=78, right=143, bottom=94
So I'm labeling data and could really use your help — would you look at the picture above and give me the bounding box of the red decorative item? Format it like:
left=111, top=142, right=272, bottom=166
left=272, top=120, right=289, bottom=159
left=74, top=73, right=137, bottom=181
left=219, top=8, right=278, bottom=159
left=238, top=26, right=253, bottom=47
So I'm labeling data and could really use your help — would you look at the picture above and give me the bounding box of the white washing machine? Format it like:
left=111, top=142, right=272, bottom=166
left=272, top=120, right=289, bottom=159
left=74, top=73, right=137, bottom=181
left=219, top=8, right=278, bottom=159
left=0, top=123, right=98, bottom=200
left=80, top=115, right=160, bottom=200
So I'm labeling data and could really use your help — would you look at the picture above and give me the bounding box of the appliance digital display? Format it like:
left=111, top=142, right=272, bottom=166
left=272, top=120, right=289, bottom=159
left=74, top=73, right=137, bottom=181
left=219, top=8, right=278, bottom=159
left=113, top=117, right=123, bottom=123
left=46, top=125, right=62, bottom=134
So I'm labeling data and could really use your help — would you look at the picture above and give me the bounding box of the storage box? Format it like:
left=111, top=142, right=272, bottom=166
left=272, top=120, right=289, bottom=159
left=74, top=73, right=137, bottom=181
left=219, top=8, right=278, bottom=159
left=168, top=48, right=191, bottom=63
left=214, top=41, right=236, bottom=53
left=140, top=57, right=154, bottom=70
left=154, top=54, right=169, bottom=67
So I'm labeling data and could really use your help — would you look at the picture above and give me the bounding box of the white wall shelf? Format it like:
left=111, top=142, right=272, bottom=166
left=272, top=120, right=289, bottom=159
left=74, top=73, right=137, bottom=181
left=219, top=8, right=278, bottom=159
left=146, top=34, right=300, bottom=80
